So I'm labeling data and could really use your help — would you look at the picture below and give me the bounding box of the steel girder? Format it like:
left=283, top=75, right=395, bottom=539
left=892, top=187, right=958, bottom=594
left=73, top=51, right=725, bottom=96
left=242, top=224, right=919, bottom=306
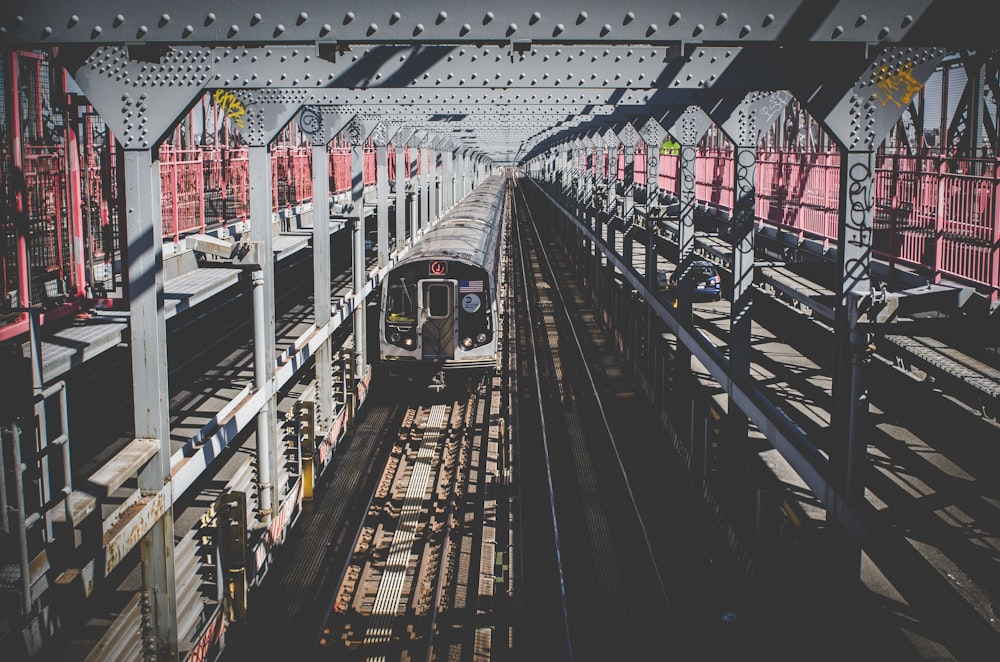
left=57, top=40, right=966, bottom=162
left=1, top=1, right=990, bottom=47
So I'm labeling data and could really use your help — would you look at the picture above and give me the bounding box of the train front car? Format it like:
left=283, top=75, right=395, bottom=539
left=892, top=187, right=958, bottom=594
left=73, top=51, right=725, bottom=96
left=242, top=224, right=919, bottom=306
left=379, top=175, right=506, bottom=388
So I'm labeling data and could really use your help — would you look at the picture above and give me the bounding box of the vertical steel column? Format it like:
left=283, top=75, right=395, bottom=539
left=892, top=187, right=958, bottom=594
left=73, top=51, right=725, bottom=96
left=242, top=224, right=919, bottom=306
left=674, top=144, right=698, bottom=420
left=622, top=144, right=635, bottom=223
left=460, top=151, right=468, bottom=198
left=409, top=143, right=420, bottom=237
left=123, top=148, right=178, bottom=659
left=376, top=142, right=389, bottom=268
left=644, top=145, right=659, bottom=285
left=352, top=138, right=368, bottom=375
left=249, top=145, right=277, bottom=523
left=622, top=144, right=635, bottom=271
left=432, top=147, right=441, bottom=221
left=445, top=149, right=455, bottom=211
left=395, top=143, right=406, bottom=249
left=593, top=146, right=605, bottom=295
left=312, top=144, right=333, bottom=436
left=606, top=143, right=618, bottom=224
left=728, top=144, right=756, bottom=445
left=643, top=143, right=661, bottom=378
left=421, top=146, right=431, bottom=229
left=831, top=149, right=876, bottom=564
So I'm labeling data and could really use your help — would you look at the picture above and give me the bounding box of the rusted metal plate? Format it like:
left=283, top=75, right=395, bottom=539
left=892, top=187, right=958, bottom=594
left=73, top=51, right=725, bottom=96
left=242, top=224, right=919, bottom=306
left=103, top=490, right=166, bottom=576
left=88, top=437, right=159, bottom=497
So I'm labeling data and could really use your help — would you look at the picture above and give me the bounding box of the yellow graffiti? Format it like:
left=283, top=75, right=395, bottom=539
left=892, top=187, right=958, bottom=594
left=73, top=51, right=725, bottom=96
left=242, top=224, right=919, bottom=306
left=874, top=63, right=923, bottom=109
left=213, top=89, right=246, bottom=128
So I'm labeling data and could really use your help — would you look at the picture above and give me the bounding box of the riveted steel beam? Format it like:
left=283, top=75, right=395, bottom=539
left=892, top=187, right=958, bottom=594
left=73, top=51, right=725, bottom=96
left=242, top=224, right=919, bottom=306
left=297, top=107, right=357, bottom=146
left=1, top=2, right=986, bottom=47
left=796, top=46, right=947, bottom=151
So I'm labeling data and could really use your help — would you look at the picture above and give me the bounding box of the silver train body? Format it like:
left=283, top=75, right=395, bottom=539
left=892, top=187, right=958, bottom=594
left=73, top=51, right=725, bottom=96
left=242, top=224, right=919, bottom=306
left=379, top=174, right=506, bottom=374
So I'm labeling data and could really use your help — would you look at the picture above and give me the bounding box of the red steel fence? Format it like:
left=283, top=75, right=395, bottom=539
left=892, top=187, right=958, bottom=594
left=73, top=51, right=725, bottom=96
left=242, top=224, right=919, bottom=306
left=630, top=148, right=1000, bottom=295
left=1, top=46, right=998, bottom=342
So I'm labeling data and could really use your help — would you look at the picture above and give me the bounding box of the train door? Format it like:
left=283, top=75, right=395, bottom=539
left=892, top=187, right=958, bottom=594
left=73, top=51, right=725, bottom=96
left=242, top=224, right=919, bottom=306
left=419, top=280, right=456, bottom=359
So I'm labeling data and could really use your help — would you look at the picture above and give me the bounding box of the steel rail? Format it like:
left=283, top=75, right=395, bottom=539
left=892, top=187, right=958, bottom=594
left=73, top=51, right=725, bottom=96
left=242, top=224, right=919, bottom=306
left=513, top=180, right=683, bottom=642
left=511, top=178, right=575, bottom=662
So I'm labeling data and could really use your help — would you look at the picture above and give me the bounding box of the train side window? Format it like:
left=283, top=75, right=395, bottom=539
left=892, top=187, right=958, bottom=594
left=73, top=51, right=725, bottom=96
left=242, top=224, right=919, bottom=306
left=426, top=284, right=451, bottom=318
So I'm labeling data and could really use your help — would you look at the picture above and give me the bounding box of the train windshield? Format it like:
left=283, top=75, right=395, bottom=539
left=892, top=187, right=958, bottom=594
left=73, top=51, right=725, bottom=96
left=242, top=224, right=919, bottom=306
left=386, top=276, right=417, bottom=323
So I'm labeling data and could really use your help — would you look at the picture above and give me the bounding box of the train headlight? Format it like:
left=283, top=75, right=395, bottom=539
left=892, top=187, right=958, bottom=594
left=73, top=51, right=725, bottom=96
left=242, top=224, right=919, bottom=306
left=476, top=333, right=488, bottom=344
left=462, top=337, right=474, bottom=349
left=404, top=337, right=414, bottom=347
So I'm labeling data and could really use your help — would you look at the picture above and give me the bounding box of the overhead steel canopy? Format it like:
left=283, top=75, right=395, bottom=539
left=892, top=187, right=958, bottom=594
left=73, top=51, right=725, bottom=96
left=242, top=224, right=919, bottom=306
left=2, top=2, right=983, bottom=162
left=0, top=1, right=988, bottom=46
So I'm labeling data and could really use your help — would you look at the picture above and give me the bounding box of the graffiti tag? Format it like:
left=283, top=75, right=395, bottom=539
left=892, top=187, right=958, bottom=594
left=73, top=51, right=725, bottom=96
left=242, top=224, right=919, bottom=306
left=213, top=89, right=246, bottom=129
left=874, top=63, right=923, bottom=109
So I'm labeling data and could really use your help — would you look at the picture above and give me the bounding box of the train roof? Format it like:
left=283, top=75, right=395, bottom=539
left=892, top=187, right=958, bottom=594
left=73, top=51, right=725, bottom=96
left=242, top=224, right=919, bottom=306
left=395, top=174, right=506, bottom=272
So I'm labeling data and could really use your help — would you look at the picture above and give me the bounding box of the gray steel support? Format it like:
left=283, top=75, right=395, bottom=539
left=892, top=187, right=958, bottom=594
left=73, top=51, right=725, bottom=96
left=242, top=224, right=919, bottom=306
left=312, top=144, right=333, bottom=434
left=832, top=148, right=877, bottom=524
left=444, top=149, right=454, bottom=211
left=460, top=151, right=469, bottom=198
left=640, top=128, right=664, bottom=379
left=729, top=143, right=757, bottom=443
left=352, top=139, right=368, bottom=375
left=707, top=90, right=791, bottom=448
left=422, top=146, right=432, bottom=229
left=607, top=144, right=618, bottom=220
left=622, top=144, right=634, bottom=272
left=432, top=146, right=441, bottom=221
left=675, top=143, right=698, bottom=322
left=395, top=144, right=406, bottom=249
left=124, top=149, right=178, bottom=660
left=824, top=148, right=879, bottom=656
left=407, top=139, right=420, bottom=237
left=376, top=142, right=389, bottom=268
left=249, top=145, right=277, bottom=523
left=622, top=145, right=635, bottom=226
left=639, top=117, right=668, bottom=287
left=791, top=48, right=945, bottom=654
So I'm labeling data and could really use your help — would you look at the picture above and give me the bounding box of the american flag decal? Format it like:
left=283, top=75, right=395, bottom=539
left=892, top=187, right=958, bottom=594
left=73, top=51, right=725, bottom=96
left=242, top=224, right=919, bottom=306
left=459, top=280, right=483, bottom=293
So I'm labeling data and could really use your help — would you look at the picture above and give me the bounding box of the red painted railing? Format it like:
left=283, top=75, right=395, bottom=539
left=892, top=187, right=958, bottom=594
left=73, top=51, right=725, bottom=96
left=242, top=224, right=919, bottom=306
left=3, top=44, right=999, bottom=342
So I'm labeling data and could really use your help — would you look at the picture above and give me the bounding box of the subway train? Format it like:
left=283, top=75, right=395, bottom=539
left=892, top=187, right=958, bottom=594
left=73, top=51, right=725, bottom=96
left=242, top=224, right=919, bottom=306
left=378, top=172, right=506, bottom=387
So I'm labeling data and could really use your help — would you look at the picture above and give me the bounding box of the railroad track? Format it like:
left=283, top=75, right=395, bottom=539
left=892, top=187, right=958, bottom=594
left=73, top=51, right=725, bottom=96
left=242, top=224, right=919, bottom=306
left=319, top=376, right=496, bottom=660
left=508, top=179, right=685, bottom=660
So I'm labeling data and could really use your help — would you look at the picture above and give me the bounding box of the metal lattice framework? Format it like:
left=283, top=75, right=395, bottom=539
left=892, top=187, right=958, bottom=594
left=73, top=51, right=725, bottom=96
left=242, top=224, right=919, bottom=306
left=1, top=2, right=991, bottom=161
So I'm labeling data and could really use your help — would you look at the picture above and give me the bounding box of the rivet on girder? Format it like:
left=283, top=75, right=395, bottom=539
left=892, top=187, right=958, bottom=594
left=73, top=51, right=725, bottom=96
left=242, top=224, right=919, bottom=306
left=670, top=12, right=682, bottom=25
left=693, top=24, right=704, bottom=37
left=877, top=26, right=889, bottom=40
left=414, top=23, right=424, bottom=35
